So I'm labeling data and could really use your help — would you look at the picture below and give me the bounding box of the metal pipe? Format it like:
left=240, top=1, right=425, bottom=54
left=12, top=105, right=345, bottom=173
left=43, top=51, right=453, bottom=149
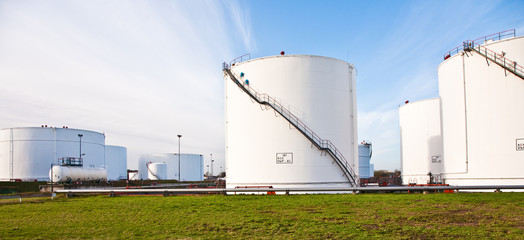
left=55, top=185, right=524, bottom=194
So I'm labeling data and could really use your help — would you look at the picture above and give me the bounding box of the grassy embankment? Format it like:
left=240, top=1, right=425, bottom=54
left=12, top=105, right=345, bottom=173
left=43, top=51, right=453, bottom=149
left=0, top=193, right=523, bottom=239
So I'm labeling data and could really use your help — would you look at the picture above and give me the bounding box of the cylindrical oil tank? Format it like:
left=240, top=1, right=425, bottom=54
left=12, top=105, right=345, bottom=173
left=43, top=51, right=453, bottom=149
left=399, top=98, right=443, bottom=185
left=147, top=162, right=167, bottom=180
left=0, top=127, right=105, bottom=181
left=438, top=36, right=524, bottom=185
left=105, top=145, right=127, bottom=180
left=225, top=55, right=358, bottom=189
left=138, top=153, right=203, bottom=181
left=358, top=142, right=373, bottom=179
left=128, top=171, right=140, bottom=180
left=49, top=165, right=107, bottom=183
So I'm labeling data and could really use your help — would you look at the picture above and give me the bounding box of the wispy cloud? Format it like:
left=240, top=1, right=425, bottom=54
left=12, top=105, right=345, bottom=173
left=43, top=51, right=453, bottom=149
left=0, top=1, right=253, bottom=171
left=223, top=0, right=255, bottom=52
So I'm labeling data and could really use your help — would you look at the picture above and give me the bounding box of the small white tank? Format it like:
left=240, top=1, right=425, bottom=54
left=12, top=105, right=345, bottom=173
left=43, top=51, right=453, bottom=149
left=49, top=166, right=107, bottom=183
left=147, top=162, right=167, bottom=180
left=399, top=98, right=443, bottom=185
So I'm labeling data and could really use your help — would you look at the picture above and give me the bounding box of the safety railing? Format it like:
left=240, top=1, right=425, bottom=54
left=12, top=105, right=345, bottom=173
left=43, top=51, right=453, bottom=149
left=223, top=63, right=357, bottom=186
left=58, top=157, right=83, bottom=167
left=229, top=53, right=251, bottom=67
left=444, top=29, right=515, bottom=60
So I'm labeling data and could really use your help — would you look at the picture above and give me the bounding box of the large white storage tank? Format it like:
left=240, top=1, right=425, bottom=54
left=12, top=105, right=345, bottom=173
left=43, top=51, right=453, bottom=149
left=225, top=55, right=358, bottom=189
left=138, top=153, right=204, bottom=181
left=399, top=98, right=443, bottom=185
left=105, top=145, right=127, bottom=180
left=439, top=35, right=524, bottom=185
left=0, top=127, right=105, bottom=181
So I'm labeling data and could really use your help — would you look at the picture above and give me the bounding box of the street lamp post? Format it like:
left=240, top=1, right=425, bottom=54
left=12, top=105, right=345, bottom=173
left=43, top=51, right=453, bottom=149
left=177, top=134, right=182, bottom=181
left=210, top=154, right=214, bottom=177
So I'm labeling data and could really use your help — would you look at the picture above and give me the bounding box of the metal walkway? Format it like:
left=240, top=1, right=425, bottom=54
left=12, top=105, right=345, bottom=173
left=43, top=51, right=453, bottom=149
left=223, top=62, right=358, bottom=187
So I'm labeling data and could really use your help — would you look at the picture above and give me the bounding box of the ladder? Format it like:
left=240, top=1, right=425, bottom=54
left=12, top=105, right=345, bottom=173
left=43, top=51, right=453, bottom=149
left=223, top=63, right=357, bottom=186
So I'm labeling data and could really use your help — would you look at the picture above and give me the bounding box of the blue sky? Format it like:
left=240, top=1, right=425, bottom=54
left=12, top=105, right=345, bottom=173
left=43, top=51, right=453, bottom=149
left=1, top=0, right=523, bottom=172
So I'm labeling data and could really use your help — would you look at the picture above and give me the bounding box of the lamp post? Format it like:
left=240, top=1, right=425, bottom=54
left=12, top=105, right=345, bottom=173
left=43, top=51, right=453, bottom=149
left=177, top=134, right=182, bottom=181
left=210, top=153, right=214, bottom=177
left=78, top=134, right=83, bottom=163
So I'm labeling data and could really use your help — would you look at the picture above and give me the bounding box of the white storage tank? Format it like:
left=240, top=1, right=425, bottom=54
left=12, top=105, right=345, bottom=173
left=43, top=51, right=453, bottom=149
left=49, top=165, right=107, bottom=183
left=358, top=141, right=374, bottom=179
left=225, top=55, right=358, bottom=189
left=0, top=127, right=105, bottom=181
left=147, top=162, right=167, bottom=180
left=399, top=98, right=443, bottom=185
left=128, top=171, right=140, bottom=180
left=138, top=153, right=204, bottom=181
left=105, top=145, right=127, bottom=180
left=439, top=35, right=524, bottom=185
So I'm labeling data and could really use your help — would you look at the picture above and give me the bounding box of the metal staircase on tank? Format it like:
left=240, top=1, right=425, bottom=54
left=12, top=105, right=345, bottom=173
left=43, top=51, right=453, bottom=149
left=223, top=62, right=358, bottom=187
left=444, top=29, right=524, bottom=80
left=146, top=163, right=161, bottom=180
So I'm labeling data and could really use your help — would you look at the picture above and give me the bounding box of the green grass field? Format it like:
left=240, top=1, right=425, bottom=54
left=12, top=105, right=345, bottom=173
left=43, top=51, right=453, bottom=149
left=1, top=193, right=523, bottom=239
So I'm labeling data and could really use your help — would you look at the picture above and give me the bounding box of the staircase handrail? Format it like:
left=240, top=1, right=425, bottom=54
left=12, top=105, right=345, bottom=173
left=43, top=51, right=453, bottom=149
left=223, top=64, right=357, bottom=185
left=466, top=42, right=524, bottom=79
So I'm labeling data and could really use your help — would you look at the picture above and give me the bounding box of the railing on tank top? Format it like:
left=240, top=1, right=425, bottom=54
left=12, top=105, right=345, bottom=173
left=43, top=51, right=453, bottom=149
left=442, top=29, right=523, bottom=80
left=223, top=63, right=357, bottom=186
left=229, top=53, right=251, bottom=67
left=443, top=29, right=515, bottom=59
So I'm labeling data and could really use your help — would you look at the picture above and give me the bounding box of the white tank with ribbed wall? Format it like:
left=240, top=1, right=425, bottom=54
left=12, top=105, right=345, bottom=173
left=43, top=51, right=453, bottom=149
left=399, top=98, right=443, bottom=185
left=105, top=145, right=127, bottom=180
left=0, top=127, right=105, bottom=181
left=438, top=36, right=524, bottom=185
left=138, top=153, right=204, bottom=181
left=225, top=55, right=358, bottom=189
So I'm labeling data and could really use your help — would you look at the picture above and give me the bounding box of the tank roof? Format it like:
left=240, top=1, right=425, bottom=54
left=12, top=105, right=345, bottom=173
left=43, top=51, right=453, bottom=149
left=233, top=54, right=354, bottom=68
